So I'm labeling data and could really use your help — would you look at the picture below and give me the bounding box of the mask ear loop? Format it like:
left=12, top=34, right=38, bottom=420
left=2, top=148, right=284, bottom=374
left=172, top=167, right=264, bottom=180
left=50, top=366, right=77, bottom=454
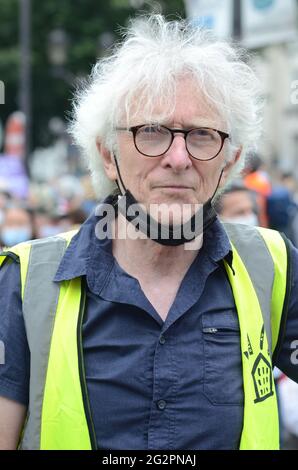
left=112, top=153, right=127, bottom=196
left=210, top=165, right=225, bottom=204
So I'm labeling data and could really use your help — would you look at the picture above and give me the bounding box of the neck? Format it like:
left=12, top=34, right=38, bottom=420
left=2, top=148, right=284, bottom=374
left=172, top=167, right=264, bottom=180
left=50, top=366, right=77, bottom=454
left=111, top=213, right=202, bottom=280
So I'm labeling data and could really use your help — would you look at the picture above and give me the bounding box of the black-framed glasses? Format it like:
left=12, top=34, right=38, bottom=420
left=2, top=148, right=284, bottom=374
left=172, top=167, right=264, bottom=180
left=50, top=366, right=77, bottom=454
left=116, top=124, right=229, bottom=161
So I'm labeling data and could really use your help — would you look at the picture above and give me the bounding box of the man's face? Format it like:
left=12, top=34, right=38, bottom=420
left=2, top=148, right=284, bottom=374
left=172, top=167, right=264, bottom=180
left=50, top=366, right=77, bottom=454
left=220, top=190, right=256, bottom=219
left=103, top=78, right=238, bottom=224
left=1, top=207, right=33, bottom=246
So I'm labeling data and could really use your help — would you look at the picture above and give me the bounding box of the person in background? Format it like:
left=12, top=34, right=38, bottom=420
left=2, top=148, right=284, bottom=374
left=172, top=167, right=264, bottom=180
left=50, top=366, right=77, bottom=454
left=32, top=207, right=86, bottom=239
left=0, top=203, right=34, bottom=248
left=32, top=208, right=62, bottom=239
left=214, top=182, right=259, bottom=226
left=62, top=208, right=88, bottom=230
left=243, top=153, right=271, bottom=227
left=267, top=172, right=298, bottom=246
left=280, top=173, right=298, bottom=203
left=0, top=191, right=13, bottom=228
left=53, top=175, right=85, bottom=215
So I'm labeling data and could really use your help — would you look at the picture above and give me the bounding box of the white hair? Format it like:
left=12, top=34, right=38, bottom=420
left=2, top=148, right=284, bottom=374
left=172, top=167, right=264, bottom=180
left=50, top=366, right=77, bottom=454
left=69, top=14, right=264, bottom=199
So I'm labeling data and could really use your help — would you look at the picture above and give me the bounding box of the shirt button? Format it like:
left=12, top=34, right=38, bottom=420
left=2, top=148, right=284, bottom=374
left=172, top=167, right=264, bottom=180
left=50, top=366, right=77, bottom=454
left=157, top=400, right=167, bottom=410
left=159, top=335, right=166, bottom=345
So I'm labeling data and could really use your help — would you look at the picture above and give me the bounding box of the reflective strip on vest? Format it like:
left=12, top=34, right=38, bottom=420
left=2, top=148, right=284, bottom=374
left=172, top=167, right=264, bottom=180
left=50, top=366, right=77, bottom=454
left=257, top=227, right=288, bottom=355
left=0, top=224, right=288, bottom=450
left=223, top=223, right=274, bottom=354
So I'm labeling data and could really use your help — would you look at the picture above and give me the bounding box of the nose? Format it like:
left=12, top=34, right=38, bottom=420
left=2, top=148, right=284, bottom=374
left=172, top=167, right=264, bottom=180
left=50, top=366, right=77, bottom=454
left=161, top=134, right=192, bottom=172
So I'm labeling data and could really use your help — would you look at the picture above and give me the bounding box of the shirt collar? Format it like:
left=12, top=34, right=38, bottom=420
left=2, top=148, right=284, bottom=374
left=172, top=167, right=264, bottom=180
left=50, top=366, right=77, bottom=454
left=53, top=198, right=233, bottom=284
left=204, top=217, right=233, bottom=268
left=53, top=210, right=95, bottom=282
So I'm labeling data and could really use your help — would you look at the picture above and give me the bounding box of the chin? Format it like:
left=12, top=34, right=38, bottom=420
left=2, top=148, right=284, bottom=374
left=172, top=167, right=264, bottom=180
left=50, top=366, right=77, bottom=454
left=146, top=201, right=199, bottom=226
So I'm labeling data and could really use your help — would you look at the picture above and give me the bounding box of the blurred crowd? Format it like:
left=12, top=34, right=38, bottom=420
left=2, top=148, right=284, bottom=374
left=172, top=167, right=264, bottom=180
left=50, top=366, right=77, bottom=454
left=1, top=152, right=297, bottom=250
left=0, top=174, right=97, bottom=249
left=1, top=153, right=298, bottom=250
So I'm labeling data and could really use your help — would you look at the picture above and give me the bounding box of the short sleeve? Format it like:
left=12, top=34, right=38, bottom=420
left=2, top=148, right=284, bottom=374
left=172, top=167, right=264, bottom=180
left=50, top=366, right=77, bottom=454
left=0, top=257, right=30, bottom=405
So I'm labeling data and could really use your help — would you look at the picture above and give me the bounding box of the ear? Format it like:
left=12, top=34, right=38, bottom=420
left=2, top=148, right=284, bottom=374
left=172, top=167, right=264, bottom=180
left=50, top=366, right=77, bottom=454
left=96, top=140, right=118, bottom=181
left=221, top=146, right=242, bottom=184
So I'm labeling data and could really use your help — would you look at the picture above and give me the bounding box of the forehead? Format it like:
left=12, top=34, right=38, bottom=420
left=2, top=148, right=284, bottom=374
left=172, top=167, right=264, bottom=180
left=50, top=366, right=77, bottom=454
left=121, top=76, right=226, bottom=129
left=169, top=78, right=221, bottom=126
left=223, top=191, right=253, bottom=208
left=5, top=207, right=30, bottom=222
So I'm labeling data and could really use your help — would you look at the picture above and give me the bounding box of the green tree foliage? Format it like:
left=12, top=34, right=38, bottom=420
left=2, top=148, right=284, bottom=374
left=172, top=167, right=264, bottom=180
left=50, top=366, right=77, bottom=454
left=0, top=0, right=185, bottom=150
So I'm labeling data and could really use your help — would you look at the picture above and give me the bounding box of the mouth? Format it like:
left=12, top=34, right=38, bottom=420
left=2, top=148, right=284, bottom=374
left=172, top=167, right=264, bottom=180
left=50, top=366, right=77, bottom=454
left=154, top=185, right=193, bottom=191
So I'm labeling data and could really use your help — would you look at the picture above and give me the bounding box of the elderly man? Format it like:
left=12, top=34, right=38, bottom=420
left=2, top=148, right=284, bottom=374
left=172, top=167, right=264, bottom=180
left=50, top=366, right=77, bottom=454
left=0, top=15, right=298, bottom=451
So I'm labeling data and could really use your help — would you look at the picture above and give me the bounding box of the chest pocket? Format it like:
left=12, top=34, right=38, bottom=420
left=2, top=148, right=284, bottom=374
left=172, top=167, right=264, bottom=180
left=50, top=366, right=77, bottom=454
left=202, top=311, right=244, bottom=406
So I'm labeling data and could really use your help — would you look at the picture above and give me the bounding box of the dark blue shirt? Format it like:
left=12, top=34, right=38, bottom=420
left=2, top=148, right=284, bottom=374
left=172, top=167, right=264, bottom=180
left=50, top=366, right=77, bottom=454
left=0, top=210, right=298, bottom=450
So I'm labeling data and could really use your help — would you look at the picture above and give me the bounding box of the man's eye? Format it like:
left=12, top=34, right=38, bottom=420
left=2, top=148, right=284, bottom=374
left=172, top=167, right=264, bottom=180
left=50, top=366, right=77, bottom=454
left=194, top=129, right=212, bottom=137
left=140, top=126, right=166, bottom=135
left=143, top=126, right=157, bottom=133
left=191, top=129, right=216, bottom=141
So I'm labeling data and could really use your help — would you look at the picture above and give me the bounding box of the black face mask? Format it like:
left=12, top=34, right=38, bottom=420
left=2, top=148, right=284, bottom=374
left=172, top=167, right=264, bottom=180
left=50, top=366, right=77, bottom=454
left=113, top=155, right=223, bottom=246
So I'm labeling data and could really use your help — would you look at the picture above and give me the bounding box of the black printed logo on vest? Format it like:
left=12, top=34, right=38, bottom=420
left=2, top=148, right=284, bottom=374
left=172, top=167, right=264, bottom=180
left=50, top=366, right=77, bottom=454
left=244, top=333, right=254, bottom=359
left=251, top=325, right=274, bottom=403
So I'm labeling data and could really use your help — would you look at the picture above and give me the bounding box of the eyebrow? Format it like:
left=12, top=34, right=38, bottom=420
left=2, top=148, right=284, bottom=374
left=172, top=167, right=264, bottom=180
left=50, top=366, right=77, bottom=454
left=157, top=119, right=223, bottom=129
